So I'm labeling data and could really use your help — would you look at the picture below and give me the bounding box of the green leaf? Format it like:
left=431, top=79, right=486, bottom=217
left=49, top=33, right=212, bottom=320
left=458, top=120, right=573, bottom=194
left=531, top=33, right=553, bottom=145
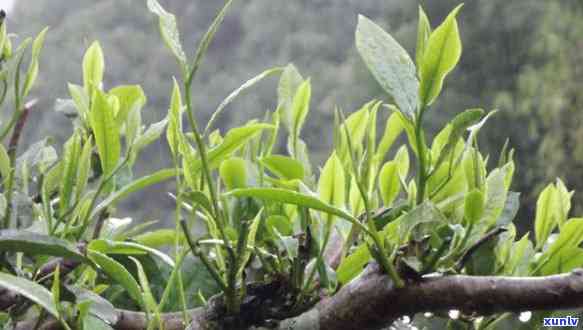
left=92, top=168, right=177, bottom=217
left=318, top=152, right=345, bottom=221
left=537, top=218, right=583, bottom=274
left=399, top=202, right=445, bottom=240
left=0, top=230, right=85, bottom=261
left=219, top=157, right=247, bottom=190
left=205, top=67, right=284, bottom=135
left=109, top=85, right=146, bottom=127
left=291, top=79, right=312, bottom=139
left=338, top=103, right=371, bottom=164
left=75, top=137, right=93, bottom=201
left=480, top=166, right=510, bottom=227
left=68, top=83, right=90, bottom=120
left=166, top=78, right=184, bottom=158
left=378, top=161, right=400, bottom=205
left=394, top=146, right=410, bottom=180
left=70, top=287, right=118, bottom=325
left=83, top=316, right=114, bottom=330
left=0, top=144, right=10, bottom=182
left=505, top=233, right=533, bottom=276
left=0, top=273, right=58, bottom=318
left=189, top=0, right=234, bottom=80
left=51, top=265, right=61, bottom=317
left=237, top=209, right=263, bottom=276
left=90, top=89, right=121, bottom=177
left=356, top=15, right=419, bottom=119
left=555, top=178, right=573, bottom=227
left=205, top=124, right=273, bottom=169
left=183, top=190, right=214, bottom=216
left=87, top=250, right=143, bottom=308
left=464, top=189, right=485, bottom=224
left=415, top=6, right=431, bottom=68
left=432, top=108, right=484, bottom=173
left=129, top=257, right=161, bottom=328
left=419, top=5, right=463, bottom=106
left=147, top=0, right=187, bottom=70
left=337, top=243, right=370, bottom=285
left=226, top=188, right=360, bottom=228
left=88, top=239, right=175, bottom=267
left=133, top=117, right=168, bottom=154
left=22, top=27, right=49, bottom=98
left=260, top=155, right=304, bottom=180
left=60, top=132, right=81, bottom=213
left=337, top=219, right=401, bottom=284
left=348, top=176, right=364, bottom=218
left=278, top=64, right=304, bottom=130
left=538, top=247, right=583, bottom=276
left=82, top=41, right=104, bottom=91
left=265, top=215, right=292, bottom=237
left=133, top=229, right=179, bottom=248
left=535, top=183, right=560, bottom=249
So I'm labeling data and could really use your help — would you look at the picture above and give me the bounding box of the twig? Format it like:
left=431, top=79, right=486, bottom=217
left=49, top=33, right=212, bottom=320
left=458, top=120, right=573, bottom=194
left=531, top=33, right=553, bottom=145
left=455, top=227, right=507, bottom=272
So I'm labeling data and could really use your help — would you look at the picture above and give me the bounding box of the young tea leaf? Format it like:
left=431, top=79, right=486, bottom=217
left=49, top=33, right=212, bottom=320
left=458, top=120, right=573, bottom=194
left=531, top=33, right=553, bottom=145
left=260, top=155, right=304, bottom=180
left=90, top=89, right=121, bottom=177
left=82, top=41, right=104, bottom=91
left=147, top=0, right=187, bottom=70
left=219, top=157, right=248, bottom=190
left=419, top=5, right=463, bottom=106
left=356, top=15, right=419, bottom=119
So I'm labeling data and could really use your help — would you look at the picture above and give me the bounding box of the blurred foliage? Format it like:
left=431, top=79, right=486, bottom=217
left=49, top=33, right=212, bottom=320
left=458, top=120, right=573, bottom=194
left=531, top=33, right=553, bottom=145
left=7, top=0, right=583, bottom=228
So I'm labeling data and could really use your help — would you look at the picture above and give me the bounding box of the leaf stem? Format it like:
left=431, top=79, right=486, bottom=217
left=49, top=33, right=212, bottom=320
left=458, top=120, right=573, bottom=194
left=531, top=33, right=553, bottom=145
left=415, top=106, right=428, bottom=205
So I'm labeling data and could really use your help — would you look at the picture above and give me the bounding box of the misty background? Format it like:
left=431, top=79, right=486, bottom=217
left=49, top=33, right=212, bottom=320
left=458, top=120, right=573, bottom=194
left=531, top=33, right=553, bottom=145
left=2, top=0, right=582, bottom=233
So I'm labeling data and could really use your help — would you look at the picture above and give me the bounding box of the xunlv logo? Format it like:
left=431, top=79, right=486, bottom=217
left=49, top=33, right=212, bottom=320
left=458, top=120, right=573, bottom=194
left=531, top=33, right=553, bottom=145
left=543, top=316, right=579, bottom=327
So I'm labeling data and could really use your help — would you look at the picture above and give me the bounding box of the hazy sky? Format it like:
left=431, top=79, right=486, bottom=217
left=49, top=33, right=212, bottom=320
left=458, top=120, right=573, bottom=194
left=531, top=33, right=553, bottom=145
left=0, top=0, right=13, bottom=12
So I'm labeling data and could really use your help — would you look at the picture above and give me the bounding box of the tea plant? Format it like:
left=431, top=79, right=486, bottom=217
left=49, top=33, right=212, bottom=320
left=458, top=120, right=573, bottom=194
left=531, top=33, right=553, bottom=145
left=0, top=2, right=582, bottom=330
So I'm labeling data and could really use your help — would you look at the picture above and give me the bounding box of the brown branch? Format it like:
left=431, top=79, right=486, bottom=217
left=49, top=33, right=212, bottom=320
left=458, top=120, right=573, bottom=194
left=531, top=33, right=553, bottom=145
left=10, top=265, right=583, bottom=330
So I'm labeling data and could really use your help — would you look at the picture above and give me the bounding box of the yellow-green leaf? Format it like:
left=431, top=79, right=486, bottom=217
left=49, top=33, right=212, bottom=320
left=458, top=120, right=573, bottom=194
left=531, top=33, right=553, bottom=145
left=90, top=89, right=120, bottom=177
left=419, top=5, right=463, bottom=106
left=415, top=6, right=431, bottom=68
left=219, top=157, right=247, bottom=190
left=379, top=161, right=400, bottom=206
left=82, top=41, right=104, bottom=91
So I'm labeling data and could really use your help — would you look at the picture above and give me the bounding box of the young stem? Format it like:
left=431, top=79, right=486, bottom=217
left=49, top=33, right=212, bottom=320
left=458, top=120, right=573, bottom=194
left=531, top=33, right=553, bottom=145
left=183, top=78, right=239, bottom=313
left=338, top=108, right=403, bottom=288
left=415, top=107, right=427, bottom=205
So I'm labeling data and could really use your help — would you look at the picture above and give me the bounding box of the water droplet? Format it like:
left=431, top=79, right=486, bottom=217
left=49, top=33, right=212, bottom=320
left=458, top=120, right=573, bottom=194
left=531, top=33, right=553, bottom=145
left=519, top=311, right=532, bottom=323
left=402, top=316, right=411, bottom=324
left=424, top=312, right=433, bottom=318
left=448, top=310, right=460, bottom=320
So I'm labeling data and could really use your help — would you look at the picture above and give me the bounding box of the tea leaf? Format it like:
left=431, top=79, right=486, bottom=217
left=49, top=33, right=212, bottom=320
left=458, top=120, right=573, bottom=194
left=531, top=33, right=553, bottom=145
left=535, top=183, right=560, bottom=249
left=0, top=273, right=58, bottom=317
left=419, top=5, right=463, bottom=106
left=379, top=161, right=400, bottom=205
left=260, top=155, right=304, bottom=180
left=356, top=15, right=419, bottom=119
left=82, top=41, right=104, bottom=91
left=90, top=89, right=120, bottom=177
left=0, top=230, right=85, bottom=261
left=109, top=85, right=146, bottom=127
left=226, top=188, right=361, bottom=229
left=147, top=0, right=187, bottom=70
left=415, top=6, right=431, bottom=68
left=88, top=250, right=144, bottom=308
left=219, top=157, right=247, bottom=190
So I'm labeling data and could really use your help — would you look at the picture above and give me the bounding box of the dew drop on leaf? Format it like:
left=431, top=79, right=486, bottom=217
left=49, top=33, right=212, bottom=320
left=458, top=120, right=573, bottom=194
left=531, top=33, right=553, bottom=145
left=519, top=311, right=532, bottom=323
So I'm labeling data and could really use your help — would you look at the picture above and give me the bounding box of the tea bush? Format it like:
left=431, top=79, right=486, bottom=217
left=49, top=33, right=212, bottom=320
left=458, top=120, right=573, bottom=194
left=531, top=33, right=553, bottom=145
left=0, top=2, right=582, bottom=329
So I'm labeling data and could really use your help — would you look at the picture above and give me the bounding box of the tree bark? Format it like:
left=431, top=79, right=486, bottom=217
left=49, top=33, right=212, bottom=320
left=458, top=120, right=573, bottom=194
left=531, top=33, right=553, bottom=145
left=10, top=265, right=583, bottom=330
